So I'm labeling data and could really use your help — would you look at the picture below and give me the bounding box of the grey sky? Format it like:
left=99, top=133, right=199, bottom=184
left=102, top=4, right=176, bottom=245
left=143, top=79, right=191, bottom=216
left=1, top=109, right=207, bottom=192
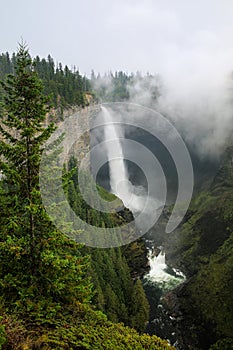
left=1, top=0, right=233, bottom=76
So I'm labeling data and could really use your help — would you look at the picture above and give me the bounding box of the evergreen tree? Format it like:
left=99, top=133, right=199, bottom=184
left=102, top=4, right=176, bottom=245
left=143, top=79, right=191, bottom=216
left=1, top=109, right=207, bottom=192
left=0, top=43, right=92, bottom=320
left=130, top=279, right=150, bottom=333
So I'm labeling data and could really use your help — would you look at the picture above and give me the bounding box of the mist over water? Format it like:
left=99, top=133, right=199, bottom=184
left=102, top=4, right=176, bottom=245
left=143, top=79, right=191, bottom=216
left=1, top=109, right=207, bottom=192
left=101, top=105, right=150, bottom=214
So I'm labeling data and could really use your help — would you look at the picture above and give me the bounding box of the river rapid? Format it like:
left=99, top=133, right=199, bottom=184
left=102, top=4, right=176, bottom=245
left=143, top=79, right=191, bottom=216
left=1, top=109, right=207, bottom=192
left=142, top=243, right=185, bottom=348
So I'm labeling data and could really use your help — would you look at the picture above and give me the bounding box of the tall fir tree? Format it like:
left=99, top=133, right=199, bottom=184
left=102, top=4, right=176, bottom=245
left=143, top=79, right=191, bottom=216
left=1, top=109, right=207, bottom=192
left=0, top=43, right=92, bottom=320
left=130, top=279, right=150, bottom=333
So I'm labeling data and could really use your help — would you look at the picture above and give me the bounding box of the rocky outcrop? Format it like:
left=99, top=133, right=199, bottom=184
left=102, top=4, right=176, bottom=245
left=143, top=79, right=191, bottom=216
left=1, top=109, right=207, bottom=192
left=67, top=106, right=100, bottom=167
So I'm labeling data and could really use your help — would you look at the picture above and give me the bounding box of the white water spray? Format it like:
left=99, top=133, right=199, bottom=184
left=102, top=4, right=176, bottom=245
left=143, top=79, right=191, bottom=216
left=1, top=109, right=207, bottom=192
left=101, top=105, right=148, bottom=213
left=145, top=249, right=185, bottom=284
left=101, top=106, right=130, bottom=199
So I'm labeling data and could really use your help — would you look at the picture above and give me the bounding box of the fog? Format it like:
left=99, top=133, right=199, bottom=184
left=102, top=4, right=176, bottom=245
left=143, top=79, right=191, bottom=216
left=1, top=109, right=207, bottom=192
left=93, top=60, right=233, bottom=159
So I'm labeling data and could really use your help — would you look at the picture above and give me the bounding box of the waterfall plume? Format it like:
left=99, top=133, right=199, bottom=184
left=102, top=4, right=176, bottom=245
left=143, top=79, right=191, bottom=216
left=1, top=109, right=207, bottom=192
left=101, top=105, right=148, bottom=214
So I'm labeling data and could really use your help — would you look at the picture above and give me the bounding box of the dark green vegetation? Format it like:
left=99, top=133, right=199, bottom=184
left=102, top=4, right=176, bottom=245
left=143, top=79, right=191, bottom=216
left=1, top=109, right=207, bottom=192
left=169, top=146, right=233, bottom=349
left=1, top=43, right=232, bottom=350
left=66, top=159, right=150, bottom=332
left=0, top=45, right=174, bottom=349
left=0, top=51, right=92, bottom=110
left=91, top=70, right=160, bottom=103
left=0, top=51, right=161, bottom=113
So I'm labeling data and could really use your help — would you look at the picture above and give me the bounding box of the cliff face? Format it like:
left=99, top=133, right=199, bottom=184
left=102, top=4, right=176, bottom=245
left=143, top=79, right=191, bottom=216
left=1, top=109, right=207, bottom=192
left=163, top=145, right=233, bottom=350
left=67, top=106, right=100, bottom=167
left=63, top=106, right=149, bottom=276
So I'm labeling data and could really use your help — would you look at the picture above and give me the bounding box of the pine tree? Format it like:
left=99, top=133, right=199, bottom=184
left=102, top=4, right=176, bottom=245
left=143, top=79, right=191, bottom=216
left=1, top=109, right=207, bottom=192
left=0, top=43, right=92, bottom=320
left=130, top=279, right=150, bottom=333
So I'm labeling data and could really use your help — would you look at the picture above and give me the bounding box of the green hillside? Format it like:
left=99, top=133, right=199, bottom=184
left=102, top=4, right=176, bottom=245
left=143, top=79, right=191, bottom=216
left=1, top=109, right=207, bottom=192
left=168, top=146, right=233, bottom=349
left=0, top=44, right=174, bottom=350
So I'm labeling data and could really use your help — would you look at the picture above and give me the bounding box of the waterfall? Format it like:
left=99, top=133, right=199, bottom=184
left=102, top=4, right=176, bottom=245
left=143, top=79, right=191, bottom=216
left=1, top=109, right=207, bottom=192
left=145, top=249, right=185, bottom=285
left=101, top=105, right=147, bottom=214
left=101, top=106, right=131, bottom=201
left=146, top=251, right=173, bottom=282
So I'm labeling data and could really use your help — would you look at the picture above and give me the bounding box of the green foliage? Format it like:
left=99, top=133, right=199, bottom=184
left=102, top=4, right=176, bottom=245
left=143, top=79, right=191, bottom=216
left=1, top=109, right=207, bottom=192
left=33, top=56, right=92, bottom=108
left=176, top=191, right=233, bottom=276
left=130, top=279, right=150, bottom=333
left=0, top=44, right=174, bottom=350
left=172, top=150, right=233, bottom=348
left=209, top=338, right=233, bottom=350
left=0, top=52, right=13, bottom=80
left=91, top=70, right=161, bottom=103
left=190, top=233, right=233, bottom=338
left=0, top=51, right=92, bottom=111
left=0, top=43, right=92, bottom=319
left=0, top=306, right=174, bottom=350
left=66, top=159, right=149, bottom=331
left=0, top=318, right=6, bottom=349
left=91, top=71, right=130, bottom=102
left=97, top=184, right=117, bottom=202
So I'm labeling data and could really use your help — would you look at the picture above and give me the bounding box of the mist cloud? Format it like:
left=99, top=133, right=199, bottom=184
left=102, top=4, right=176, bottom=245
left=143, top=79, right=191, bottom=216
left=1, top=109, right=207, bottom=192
left=156, top=46, right=233, bottom=158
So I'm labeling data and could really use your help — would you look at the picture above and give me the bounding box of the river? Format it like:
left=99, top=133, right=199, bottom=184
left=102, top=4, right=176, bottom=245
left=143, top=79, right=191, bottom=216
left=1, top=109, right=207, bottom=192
left=142, top=244, right=185, bottom=347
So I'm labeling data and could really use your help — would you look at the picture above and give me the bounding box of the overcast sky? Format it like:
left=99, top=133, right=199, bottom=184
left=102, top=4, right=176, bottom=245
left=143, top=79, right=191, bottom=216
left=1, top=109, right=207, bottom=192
left=1, top=0, right=233, bottom=76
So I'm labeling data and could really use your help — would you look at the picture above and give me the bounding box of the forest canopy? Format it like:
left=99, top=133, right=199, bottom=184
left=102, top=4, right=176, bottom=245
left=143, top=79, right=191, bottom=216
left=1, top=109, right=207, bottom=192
left=0, top=44, right=173, bottom=350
